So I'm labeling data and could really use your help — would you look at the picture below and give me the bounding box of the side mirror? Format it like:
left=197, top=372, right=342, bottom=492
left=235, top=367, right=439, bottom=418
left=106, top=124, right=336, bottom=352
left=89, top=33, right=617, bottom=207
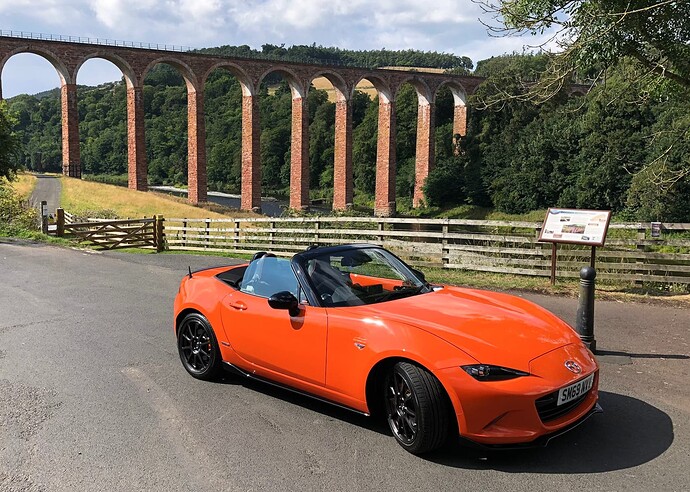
left=268, top=291, right=301, bottom=317
left=411, top=268, right=426, bottom=282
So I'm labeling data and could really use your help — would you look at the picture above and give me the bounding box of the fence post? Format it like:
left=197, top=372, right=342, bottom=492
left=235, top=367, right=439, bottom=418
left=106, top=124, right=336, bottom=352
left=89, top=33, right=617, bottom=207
left=155, top=215, right=165, bottom=252
left=377, top=220, right=384, bottom=245
left=314, top=219, right=320, bottom=245
left=270, top=220, right=275, bottom=246
left=56, top=208, right=65, bottom=237
left=182, top=219, right=187, bottom=248
left=442, top=220, right=449, bottom=267
left=205, top=219, right=211, bottom=249
left=635, top=225, right=647, bottom=285
left=234, top=220, right=240, bottom=249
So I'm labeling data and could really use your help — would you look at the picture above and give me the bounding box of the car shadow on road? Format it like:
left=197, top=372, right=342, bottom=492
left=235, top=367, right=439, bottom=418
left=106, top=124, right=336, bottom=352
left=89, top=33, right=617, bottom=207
left=211, top=369, right=388, bottom=434
left=426, top=391, right=674, bottom=472
left=211, top=373, right=673, bottom=473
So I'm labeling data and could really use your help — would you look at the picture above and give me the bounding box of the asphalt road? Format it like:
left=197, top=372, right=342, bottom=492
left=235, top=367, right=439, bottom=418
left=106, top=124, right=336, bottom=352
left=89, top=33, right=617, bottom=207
left=28, top=174, right=61, bottom=216
left=1, top=241, right=689, bottom=492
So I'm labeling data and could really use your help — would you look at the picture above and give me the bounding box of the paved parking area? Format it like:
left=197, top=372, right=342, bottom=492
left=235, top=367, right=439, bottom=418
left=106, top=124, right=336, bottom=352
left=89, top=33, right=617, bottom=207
left=1, top=241, right=689, bottom=491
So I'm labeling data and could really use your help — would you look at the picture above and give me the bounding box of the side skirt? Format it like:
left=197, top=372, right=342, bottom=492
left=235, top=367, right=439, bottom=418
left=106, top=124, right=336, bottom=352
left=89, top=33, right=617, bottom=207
left=222, top=362, right=370, bottom=417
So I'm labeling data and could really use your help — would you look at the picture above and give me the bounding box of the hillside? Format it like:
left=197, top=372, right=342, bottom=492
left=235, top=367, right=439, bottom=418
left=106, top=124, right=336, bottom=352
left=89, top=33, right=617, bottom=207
left=60, top=176, right=257, bottom=219
left=6, top=49, right=690, bottom=222
left=6, top=44, right=465, bottom=205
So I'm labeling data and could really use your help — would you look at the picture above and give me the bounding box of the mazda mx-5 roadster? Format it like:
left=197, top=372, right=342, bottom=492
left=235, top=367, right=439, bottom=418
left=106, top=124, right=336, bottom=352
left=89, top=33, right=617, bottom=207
left=174, top=244, right=600, bottom=454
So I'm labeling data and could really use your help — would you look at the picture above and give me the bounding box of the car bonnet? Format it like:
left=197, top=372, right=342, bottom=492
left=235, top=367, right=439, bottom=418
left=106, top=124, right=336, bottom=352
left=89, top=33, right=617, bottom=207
left=364, top=286, right=582, bottom=372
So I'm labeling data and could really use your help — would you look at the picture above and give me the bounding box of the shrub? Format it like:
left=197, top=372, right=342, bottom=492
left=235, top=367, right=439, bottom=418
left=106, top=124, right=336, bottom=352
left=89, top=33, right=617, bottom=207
left=0, top=182, right=38, bottom=236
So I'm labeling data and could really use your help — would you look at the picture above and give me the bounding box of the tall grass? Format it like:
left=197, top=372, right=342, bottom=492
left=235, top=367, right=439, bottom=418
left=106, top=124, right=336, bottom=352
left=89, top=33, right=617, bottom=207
left=59, top=176, right=256, bottom=219
left=10, top=172, right=37, bottom=198
left=1, top=177, right=38, bottom=237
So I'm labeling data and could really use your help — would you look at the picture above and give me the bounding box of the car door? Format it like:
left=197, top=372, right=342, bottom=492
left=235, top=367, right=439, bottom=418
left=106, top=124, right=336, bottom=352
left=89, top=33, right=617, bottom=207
left=220, top=257, right=327, bottom=386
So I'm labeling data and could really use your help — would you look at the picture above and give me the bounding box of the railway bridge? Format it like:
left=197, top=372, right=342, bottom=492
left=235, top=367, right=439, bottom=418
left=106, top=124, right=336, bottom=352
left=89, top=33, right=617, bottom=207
left=0, top=33, right=484, bottom=216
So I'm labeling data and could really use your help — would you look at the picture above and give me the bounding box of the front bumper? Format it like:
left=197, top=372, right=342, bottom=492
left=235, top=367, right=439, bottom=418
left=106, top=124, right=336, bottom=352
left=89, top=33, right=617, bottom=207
left=458, top=402, right=603, bottom=450
left=439, top=343, right=600, bottom=445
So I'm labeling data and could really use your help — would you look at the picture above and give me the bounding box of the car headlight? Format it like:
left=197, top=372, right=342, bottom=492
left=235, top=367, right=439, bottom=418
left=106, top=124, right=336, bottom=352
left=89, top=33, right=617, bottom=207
left=461, top=364, right=530, bottom=381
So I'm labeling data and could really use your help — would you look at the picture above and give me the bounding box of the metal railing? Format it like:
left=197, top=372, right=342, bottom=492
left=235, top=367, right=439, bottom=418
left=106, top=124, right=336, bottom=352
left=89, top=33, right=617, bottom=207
left=0, top=30, right=194, bottom=53
left=0, top=30, right=457, bottom=69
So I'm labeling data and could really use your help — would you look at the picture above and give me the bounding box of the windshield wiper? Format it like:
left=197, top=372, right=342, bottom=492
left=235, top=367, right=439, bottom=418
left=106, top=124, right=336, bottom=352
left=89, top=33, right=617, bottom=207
left=375, top=285, right=425, bottom=303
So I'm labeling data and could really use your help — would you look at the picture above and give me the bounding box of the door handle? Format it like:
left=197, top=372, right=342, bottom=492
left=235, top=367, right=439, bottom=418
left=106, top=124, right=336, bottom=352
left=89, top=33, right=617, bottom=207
left=229, top=301, right=247, bottom=311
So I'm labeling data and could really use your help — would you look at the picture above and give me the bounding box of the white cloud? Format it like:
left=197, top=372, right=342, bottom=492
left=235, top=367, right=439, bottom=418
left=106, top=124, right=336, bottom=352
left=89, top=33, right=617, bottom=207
left=1, top=0, right=556, bottom=95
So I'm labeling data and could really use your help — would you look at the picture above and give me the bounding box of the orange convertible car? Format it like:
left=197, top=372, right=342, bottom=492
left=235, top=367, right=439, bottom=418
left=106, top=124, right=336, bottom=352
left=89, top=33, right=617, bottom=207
left=174, top=244, right=601, bottom=454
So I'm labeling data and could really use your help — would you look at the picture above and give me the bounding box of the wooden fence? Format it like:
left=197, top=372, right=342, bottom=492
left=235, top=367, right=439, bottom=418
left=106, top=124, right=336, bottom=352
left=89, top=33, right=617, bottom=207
left=50, top=210, right=690, bottom=283
left=54, top=208, right=164, bottom=251
left=163, top=216, right=690, bottom=285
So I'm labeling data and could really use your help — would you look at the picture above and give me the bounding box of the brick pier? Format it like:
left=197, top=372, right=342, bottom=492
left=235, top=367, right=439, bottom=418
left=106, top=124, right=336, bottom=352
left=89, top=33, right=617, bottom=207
left=1, top=35, right=483, bottom=215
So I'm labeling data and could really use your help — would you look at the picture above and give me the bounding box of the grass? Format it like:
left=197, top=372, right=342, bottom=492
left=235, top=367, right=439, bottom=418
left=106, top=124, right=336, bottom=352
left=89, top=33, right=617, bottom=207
left=10, top=172, right=38, bottom=198
left=110, top=247, right=690, bottom=306
left=12, top=173, right=686, bottom=305
left=402, top=203, right=548, bottom=221
left=60, top=176, right=259, bottom=219
left=423, top=267, right=690, bottom=306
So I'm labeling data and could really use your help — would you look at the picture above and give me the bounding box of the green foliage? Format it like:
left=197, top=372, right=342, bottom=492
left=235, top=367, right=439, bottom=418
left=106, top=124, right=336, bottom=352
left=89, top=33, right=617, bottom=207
left=352, top=96, right=379, bottom=195
left=9, top=92, right=63, bottom=173
left=0, top=182, right=38, bottom=236
left=8, top=42, right=690, bottom=222
left=423, top=156, right=468, bottom=207
left=624, top=92, right=690, bottom=222
left=0, top=100, right=23, bottom=178
left=460, top=55, right=690, bottom=218
left=196, top=44, right=473, bottom=71
left=481, top=1, right=690, bottom=94
left=83, top=173, right=129, bottom=187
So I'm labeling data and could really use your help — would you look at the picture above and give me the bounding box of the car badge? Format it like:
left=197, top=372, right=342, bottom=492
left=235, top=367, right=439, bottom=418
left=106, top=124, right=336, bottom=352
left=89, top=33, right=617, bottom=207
left=564, top=360, right=582, bottom=374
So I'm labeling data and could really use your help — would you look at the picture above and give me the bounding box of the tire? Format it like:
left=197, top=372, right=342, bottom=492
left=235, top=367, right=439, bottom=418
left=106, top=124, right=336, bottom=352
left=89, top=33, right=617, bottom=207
left=384, top=361, right=450, bottom=454
left=177, top=313, right=222, bottom=381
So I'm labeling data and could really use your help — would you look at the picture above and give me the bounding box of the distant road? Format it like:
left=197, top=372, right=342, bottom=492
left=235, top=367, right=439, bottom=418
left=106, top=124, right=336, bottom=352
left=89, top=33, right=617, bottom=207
left=28, top=174, right=61, bottom=217
left=150, top=185, right=286, bottom=217
left=150, top=185, right=331, bottom=217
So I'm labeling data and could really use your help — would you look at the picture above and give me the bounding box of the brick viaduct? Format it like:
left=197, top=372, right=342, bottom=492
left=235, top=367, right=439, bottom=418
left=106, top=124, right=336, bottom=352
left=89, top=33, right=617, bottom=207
left=0, top=35, right=484, bottom=216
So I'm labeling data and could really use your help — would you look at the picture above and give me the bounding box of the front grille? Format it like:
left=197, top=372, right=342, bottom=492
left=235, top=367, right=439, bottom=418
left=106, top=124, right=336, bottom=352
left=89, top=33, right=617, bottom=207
left=535, top=389, right=590, bottom=423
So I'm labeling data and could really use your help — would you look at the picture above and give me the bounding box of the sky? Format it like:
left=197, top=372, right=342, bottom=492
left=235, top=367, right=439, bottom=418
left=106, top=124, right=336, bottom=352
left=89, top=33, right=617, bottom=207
left=0, top=0, right=552, bottom=98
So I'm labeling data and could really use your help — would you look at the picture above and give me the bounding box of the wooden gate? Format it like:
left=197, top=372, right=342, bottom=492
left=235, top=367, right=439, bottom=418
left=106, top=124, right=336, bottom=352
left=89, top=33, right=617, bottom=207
left=54, top=209, right=164, bottom=251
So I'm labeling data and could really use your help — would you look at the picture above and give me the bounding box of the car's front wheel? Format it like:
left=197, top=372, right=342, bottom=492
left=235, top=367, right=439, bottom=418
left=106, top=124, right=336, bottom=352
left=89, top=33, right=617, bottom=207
left=177, top=313, right=222, bottom=380
left=384, top=361, right=450, bottom=454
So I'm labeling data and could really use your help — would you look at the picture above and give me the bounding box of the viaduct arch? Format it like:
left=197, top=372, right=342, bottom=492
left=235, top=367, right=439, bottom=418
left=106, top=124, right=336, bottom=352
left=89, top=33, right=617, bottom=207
left=0, top=34, right=484, bottom=216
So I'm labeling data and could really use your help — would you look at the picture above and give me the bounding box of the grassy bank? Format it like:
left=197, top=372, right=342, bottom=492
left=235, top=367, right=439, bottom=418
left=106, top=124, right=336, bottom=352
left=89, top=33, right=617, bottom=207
left=12, top=173, right=686, bottom=305
left=60, top=176, right=258, bottom=219
left=10, top=172, right=38, bottom=198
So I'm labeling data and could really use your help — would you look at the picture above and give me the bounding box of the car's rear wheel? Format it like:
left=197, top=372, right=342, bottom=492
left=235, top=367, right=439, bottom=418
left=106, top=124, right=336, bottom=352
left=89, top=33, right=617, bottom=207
left=384, top=361, right=449, bottom=454
left=177, top=313, right=222, bottom=380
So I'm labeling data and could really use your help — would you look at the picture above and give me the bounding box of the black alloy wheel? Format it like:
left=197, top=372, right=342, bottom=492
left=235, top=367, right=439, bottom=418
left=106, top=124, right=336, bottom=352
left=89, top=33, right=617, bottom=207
left=177, top=313, right=222, bottom=380
left=384, top=362, right=450, bottom=454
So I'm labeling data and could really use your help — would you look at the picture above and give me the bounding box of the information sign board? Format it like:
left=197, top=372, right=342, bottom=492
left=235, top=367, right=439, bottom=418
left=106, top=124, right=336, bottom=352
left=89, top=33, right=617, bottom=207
left=538, top=208, right=612, bottom=246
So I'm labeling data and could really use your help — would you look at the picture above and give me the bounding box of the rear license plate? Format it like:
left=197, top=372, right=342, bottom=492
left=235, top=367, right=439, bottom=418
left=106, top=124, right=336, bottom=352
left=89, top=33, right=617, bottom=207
left=557, top=373, right=594, bottom=406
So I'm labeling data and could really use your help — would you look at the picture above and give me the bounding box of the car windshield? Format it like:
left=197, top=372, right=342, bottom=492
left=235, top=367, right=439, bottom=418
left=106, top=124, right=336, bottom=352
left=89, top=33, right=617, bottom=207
left=240, top=255, right=299, bottom=298
left=303, top=247, right=430, bottom=307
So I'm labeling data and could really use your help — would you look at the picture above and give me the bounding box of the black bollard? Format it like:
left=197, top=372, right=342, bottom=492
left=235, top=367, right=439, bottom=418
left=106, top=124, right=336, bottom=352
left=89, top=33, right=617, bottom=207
left=576, top=266, right=597, bottom=353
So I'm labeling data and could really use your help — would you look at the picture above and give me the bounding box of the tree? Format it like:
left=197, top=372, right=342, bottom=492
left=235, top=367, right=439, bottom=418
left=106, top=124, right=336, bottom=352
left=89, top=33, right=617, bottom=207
left=477, top=0, right=690, bottom=100
left=0, top=101, right=21, bottom=179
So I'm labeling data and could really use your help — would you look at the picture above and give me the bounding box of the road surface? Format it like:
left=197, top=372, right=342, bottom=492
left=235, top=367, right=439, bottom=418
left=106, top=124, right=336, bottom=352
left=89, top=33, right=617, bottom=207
left=28, top=174, right=61, bottom=217
left=1, top=241, right=689, bottom=491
